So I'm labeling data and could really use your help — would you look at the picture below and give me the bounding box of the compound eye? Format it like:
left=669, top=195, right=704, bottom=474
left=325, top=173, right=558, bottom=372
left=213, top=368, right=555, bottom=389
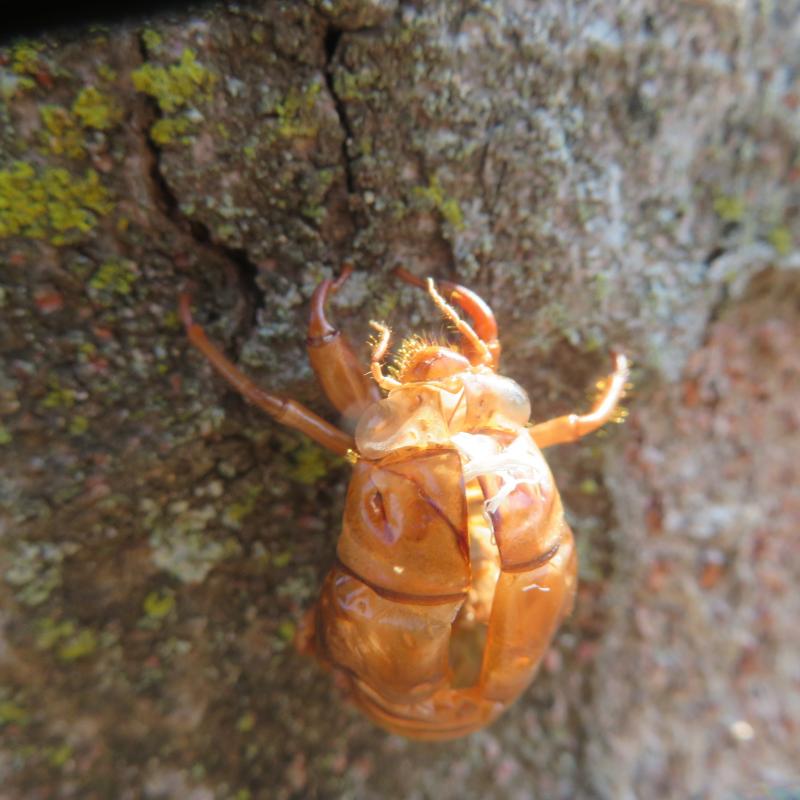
left=461, top=374, right=531, bottom=427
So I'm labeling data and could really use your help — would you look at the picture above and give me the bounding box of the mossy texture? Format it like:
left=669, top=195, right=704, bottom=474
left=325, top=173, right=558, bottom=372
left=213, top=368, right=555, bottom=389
left=0, top=3, right=798, bottom=800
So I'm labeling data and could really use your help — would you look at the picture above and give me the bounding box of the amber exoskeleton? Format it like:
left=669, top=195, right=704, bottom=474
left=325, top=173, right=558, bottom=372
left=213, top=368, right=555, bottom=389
left=180, top=268, right=628, bottom=740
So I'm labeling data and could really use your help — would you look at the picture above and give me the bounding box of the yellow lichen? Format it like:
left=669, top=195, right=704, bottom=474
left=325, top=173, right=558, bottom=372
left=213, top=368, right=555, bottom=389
left=68, top=415, right=89, bottom=436
left=277, top=620, right=295, bottom=641
left=236, top=712, right=256, bottom=733
left=579, top=478, right=600, bottom=495
left=713, top=194, right=745, bottom=223
left=131, top=48, right=216, bottom=113
left=88, top=260, right=138, bottom=296
left=768, top=225, right=792, bottom=256
left=33, top=617, right=99, bottom=662
left=143, top=590, right=175, bottom=619
left=141, top=29, right=163, bottom=51
left=37, top=88, right=119, bottom=158
left=72, top=86, right=120, bottom=130
left=222, top=485, right=263, bottom=528
left=282, top=438, right=336, bottom=484
left=42, top=380, right=76, bottom=409
left=274, top=81, right=323, bottom=139
left=150, top=116, right=192, bottom=145
left=57, top=628, right=97, bottom=661
left=97, top=65, right=117, bottom=82
left=132, top=49, right=216, bottom=147
left=39, top=105, right=85, bottom=158
left=413, top=175, right=465, bottom=230
left=0, top=700, right=29, bottom=726
left=35, top=618, right=75, bottom=650
left=10, top=41, right=44, bottom=76
left=0, top=162, right=113, bottom=244
left=334, top=66, right=379, bottom=101
left=48, top=743, right=73, bottom=767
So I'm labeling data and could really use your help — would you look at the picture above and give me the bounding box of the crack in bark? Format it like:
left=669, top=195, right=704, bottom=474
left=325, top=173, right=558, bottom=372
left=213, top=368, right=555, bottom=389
left=133, top=32, right=262, bottom=340
left=323, top=25, right=356, bottom=198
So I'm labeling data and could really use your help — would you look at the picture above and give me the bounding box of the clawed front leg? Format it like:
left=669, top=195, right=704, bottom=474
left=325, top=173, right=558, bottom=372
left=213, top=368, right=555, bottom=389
left=306, top=265, right=380, bottom=424
left=179, top=292, right=354, bottom=457
left=529, top=352, right=630, bottom=449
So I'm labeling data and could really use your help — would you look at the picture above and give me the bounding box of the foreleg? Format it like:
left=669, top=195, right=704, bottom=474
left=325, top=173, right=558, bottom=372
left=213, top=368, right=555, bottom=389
left=307, top=266, right=380, bottom=423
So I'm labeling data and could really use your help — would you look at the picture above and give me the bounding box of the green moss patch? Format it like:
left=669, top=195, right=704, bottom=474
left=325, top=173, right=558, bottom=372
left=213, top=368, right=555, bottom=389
left=413, top=175, right=465, bottom=230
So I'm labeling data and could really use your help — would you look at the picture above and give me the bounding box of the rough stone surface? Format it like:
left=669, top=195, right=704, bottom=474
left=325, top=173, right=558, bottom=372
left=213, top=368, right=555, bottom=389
left=0, top=2, right=798, bottom=798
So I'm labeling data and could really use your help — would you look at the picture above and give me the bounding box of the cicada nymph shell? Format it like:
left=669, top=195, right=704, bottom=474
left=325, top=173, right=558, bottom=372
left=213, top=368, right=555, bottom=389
left=323, top=367, right=577, bottom=739
left=181, top=268, right=629, bottom=739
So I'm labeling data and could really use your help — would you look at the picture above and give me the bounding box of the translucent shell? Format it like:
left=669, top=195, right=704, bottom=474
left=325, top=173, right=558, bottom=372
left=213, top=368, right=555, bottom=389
left=182, top=273, right=628, bottom=741
left=453, top=431, right=562, bottom=571
left=354, top=370, right=531, bottom=458
left=354, top=385, right=455, bottom=457
left=313, top=368, right=578, bottom=739
left=321, top=529, right=577, bottom=740
left=316, top=566, right=463, bottom=705
left=459, top=372, right=531, bottom=430
left=336, top=449, right=470, bottom=599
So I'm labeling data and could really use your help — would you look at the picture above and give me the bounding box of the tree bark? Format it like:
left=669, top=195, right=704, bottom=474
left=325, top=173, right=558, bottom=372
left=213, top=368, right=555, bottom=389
left=1, top=2, right=798, bottom=798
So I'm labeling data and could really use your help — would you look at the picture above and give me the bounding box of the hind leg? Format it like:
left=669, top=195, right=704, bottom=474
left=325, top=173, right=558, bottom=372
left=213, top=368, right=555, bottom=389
left=180, top=292, right=354, bottom=456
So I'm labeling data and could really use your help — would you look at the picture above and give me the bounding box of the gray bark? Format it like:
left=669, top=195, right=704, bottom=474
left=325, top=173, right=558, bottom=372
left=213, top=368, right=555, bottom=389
left=1, top=2, right=798, bottom=798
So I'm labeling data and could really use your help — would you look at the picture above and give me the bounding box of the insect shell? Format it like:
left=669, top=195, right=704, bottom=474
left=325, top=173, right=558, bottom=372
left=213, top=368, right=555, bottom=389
left=180, top=267, right=629, bottom=741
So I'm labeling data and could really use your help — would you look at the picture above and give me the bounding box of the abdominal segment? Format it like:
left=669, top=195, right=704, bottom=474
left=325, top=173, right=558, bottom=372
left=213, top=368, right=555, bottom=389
left=312, top=408, right=577, bottom=738
left=312, top=494, right=576, bottom=740
left=315, top=564, right=464, bottom=706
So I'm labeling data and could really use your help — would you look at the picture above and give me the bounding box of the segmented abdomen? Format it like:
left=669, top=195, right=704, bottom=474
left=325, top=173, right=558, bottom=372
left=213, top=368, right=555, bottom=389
left=310, top=439, right=577, bottom=740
